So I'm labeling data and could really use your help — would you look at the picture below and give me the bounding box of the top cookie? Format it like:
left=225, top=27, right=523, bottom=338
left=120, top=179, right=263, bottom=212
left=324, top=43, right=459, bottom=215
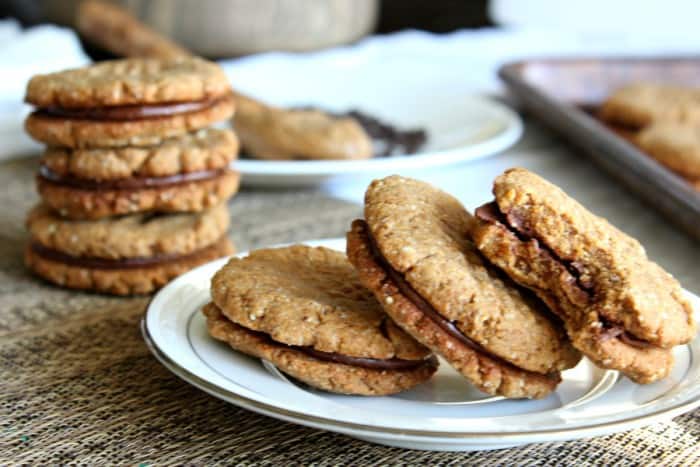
left=211, top=245, right=430, bottom=360
left=364, top=175, right=579, bottom=374
left=489, top=168, right=695, bottom=347
left=25, top=57, right=230, bottom=108
left=600, top=83, right=700, bottom=128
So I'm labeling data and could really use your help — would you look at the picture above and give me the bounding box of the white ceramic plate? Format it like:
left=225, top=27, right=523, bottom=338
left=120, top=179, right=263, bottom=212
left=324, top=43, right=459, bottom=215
left=221, top=51, right=523, bottom=187
left=142, top=238, right=700, bottom=451
left=231, top=96, right=522, bottom=187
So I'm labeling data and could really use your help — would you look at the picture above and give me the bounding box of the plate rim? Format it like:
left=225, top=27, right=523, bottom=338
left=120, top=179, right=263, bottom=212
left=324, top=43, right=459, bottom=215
left=142, top=238, right=700, bottom=444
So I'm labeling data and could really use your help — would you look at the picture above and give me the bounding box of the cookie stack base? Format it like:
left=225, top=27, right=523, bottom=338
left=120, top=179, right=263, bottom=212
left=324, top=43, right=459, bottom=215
left=26, top=236, right=234, bottom=296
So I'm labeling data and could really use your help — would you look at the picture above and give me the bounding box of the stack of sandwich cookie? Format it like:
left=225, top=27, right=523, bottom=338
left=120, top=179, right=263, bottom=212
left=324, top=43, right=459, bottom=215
left=473, top=168, right=696, bottom=383
left=23, top=57, right=239, bottom=295
left=346, top=176, right=581, bottom=399
left=205, top=245, right=438, bottom=395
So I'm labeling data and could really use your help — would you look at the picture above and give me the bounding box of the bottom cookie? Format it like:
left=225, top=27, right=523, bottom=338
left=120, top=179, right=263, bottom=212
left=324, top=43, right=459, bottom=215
left=347, top=220, right=562, bottom=399
left=26, top=236, right=234, bottom=295
left=203, top=303, right=439, bottom=396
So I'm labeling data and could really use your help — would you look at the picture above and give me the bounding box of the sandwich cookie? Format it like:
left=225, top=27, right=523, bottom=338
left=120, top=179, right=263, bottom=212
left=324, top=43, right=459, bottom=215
left=635, top=122, right=700, bottom=180
left=207, top=245, right=438, bottom=395
left=36, top=128, right=240, bottom=219
left=347, top=176, right=580, bottom=399
left=473, top=168, right=696, bottom=383
left=24, top=57, right=234, bottom=148
left=26, top=203, right=233, bottom=295
left=599, top=83, right=700, bottom=129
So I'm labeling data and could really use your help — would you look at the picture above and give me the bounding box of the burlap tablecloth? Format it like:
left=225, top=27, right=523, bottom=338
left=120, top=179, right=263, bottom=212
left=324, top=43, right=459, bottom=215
left=1, top=156, right=698, bottom=465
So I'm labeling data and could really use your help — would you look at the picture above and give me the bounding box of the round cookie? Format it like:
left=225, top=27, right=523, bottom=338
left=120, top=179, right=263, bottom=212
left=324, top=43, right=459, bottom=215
left=473, top=168, right=695, bottom=383
left=37, top=168, right=240, bottom=220
left=599, top=83, right=700, bottom=128
left=25, top=203, right=234, bottom=295
left=41, top=128, right=238, bottom=181
left=27, top=203, right=229, bottom=259
left=25, top=95, right=234, bottom=148
left=635, top=122, right=700, bottom=178
left=233, top=93, right=373, bottom=160
left=25, top=57, right=229, bottom=108
left=346, top=176, right=581, bottom=399
left=208, top=245, right=438, bottom=396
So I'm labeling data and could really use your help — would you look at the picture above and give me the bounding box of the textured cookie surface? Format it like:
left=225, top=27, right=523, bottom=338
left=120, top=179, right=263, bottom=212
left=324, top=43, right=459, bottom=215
left=211, top=245, right=431, bottom=360
left=600, top=83, right=700, bottom=128
left=636, top=122, right=700, bottom=178
left=25, top=94, right=234, bottom=148
left=234, top=93, right=373, bottom=161
left=26, top=236, right=234, bottom=296
left=363, top=175, right=579, bottom=374
left=347, top=221, right=562, bottom=399
left=41, top=128, right=238, bottom=180
left=203, top=303, right=437, bottom=396
left=473, top=168, right=695, bottom=383
left=37, top=168, right=239, bottom=220
left=27, top=203, right=229, bottom=259
left=25, top=57, right=229, bottom=108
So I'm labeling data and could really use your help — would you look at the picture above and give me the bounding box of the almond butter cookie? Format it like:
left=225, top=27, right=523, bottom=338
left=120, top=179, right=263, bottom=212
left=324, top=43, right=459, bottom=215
left=473, top=168, right=696, bottom=383
left=346, top=176, right=580, bottom=399
left=26, top=204, right=234, bottom=295
left=207, top=245, right=438, bottom=395
left=24, top=57, right=234, bottom=148
left=599, top=82, right=700, bottom=129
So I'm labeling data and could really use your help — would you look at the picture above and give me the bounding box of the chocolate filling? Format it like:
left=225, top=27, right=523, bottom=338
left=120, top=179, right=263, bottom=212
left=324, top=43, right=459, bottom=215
left=299, top=346, right=437, bottom=370
left=225, top=308, right=434, bottom=370
left=30, top=239, right=219, bottom=270
left=359, top=220, right=541, bottom=374
left=35, top=98, right=218, bottom=121
left=475, top=201, right=653, bottom=350
left=38, top=165, right=225, bottom=191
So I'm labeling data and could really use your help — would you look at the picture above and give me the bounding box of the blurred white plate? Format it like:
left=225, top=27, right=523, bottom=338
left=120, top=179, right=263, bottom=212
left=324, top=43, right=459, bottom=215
left=143, top=238, right=700, bottom=451
left=221, top=51, right=522, bottom=187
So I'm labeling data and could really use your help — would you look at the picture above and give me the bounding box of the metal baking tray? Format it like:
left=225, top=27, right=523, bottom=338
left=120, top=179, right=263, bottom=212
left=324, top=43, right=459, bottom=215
left=499, top=57, right=700, bottom=240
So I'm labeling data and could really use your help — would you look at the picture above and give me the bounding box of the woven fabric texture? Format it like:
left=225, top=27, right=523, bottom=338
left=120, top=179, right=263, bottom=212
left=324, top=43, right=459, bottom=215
left=0, top=157, right=698, bottom=465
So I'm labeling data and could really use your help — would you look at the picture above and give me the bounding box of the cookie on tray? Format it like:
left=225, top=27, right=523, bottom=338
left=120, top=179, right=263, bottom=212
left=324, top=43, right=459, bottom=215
left=207, top=245, right=438, bottom=396
left=346, top=176, right=581, bottom=399
left=25, top=203, right=234, bottom=295
left=24, top=57, right=234, bottom=148
left=36, top=128, right=240, bottom=220
left=635, top=122, right=700, bottom=179
left=599, top=82, right=700, bottom=129
left=473, top=168, right=696, bottom=383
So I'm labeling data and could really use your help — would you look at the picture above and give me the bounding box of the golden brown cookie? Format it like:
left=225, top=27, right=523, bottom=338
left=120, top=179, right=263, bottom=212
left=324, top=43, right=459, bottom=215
left=233, top=92, right=373, bottom=160
left=25, top=94, right=234, bottom=148
left=27, top=203, right=229, bottom=260
left=26, top=214, right=233, bottom=296
left=77, top=0, right=190, bottom=60
left=41, top=128, right=238, bottom=181
left=599, top=83, right=700, bottom=129
left=208, top=245, right=438, bottom=395
left=635, top=122, right=700, bottom=178
left=26, top=57, right=228, bottom=108
left=473, top=168, right=696, bottom=383
left=347, top=176, right=580, bottom=399
left=36, top=167, right=239, bottom=220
